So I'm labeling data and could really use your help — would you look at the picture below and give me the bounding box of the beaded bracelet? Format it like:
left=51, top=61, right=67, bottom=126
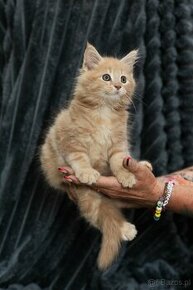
left=153, top=181, right=175, bottom=221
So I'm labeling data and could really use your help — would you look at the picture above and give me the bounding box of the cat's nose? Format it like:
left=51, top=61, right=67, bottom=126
left=114, top=84, right=121, bottom=90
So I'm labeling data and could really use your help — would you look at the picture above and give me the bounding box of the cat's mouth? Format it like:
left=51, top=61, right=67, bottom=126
left=112, top=91, right=124, bottom=98
left=104, top=90, right=123, bottom=98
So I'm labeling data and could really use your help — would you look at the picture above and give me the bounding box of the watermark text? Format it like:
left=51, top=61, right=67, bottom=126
left=147, top=279, right=191, bottom=288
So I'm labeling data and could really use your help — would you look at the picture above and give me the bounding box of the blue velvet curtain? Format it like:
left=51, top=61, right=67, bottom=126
left=0, top=0, right=193, bottom=289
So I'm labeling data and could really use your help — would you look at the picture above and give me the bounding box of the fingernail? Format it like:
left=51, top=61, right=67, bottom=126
left=126, top=157, right=131, bottom=166
left=69, top=176, right=78, bottom=183
left=58, top=167, right=67, bottom=173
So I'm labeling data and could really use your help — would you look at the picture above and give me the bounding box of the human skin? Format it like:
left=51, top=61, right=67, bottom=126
left=58, top=157, right=193, bottom=217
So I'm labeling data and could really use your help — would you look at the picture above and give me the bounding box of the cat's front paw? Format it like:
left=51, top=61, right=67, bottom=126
left=76, top=168, right=100, bottom=185
left=116, top=170, right=136, bottom=188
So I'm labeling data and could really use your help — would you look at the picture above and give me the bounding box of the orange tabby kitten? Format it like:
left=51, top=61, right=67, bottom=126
left=40, top=43, right=151, bottom=270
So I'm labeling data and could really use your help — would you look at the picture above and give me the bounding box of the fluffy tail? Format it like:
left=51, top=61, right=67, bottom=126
left=74, top=186, right=137, bottom=270
left=97, top=220, right=137, bottom=270
left=97, top=233, right=121, bottom=270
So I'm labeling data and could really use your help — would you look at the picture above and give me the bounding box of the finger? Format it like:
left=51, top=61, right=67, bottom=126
left=63, top=176, right=72, bottom=184
left=123, top=157, right=140, bottom=173
left=63, top=175, right=79, bottom=184
left=58, top=166, right=74, bottom=175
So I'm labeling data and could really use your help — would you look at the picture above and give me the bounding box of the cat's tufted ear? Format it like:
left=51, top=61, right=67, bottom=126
left=121, top=49, right=138, bottom=71
left=83, top=43, right=102, bottom=70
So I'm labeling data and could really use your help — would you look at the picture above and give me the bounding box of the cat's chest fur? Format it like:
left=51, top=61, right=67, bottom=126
left=91, top=107, right=113, bottom=145
left=84, top=107, right=117, bottom=173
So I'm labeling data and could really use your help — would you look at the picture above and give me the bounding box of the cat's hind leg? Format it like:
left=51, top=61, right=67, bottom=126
left=40, top=142, right=67, bottom=191
left=75, top=186, right=137, bottom=270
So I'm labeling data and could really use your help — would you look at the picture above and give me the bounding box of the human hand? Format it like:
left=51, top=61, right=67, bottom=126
left=58, top=157, right=165, bottom=208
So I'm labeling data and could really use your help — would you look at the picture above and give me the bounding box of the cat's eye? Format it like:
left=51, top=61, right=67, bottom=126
left=102, top=74, right=111, bottom=81
left=121, top=76, right=127, bottom=83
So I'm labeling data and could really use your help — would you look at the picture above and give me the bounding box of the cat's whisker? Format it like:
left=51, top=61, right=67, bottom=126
left=132, top=95, right=148, bottom=107
left=130, top=99, right=137, bottom=112
left=133, top=92, right=142, bottom=100
left=132, top=92, right=144, bottom=102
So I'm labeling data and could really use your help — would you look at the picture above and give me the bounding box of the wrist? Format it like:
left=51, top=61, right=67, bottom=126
left=153, top=180, right=175, bottom=221
left=152, top=178, right=165, bottom=206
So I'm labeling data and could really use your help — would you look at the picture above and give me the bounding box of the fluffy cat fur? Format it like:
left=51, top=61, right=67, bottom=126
left=40, top=43, right=150, bottom=270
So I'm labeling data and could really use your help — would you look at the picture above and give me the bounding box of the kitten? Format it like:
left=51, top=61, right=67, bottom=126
left=40, top=43, right=151, bottom=270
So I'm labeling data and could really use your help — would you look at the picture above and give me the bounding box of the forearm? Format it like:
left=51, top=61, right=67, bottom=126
left=156, top=166, right=193, bottom=178
left=171, top=166, right=193, bottom=181
left=157, top=168, right=193, bottom=215
left=165, top=184, right=193, bottom=216
left=59, top=163, right=193, bottom=217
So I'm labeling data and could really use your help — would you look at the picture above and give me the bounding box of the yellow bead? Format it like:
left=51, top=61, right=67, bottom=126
left=156, top=208, right=162, bottom=213
left=155, top=212, right=161, bottom=218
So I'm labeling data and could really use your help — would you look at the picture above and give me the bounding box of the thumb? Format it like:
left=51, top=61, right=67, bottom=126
left=123, top=157, right=140, bottom=173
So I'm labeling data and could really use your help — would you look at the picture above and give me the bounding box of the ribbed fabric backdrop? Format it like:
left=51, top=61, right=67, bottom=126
left=0, top=0, right=193, bottom=289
